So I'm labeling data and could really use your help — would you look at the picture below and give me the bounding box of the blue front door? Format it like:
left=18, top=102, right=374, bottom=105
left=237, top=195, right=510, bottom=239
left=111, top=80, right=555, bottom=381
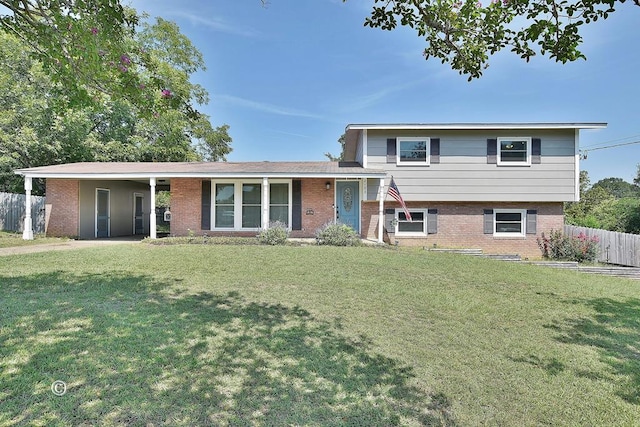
left=336, top=181, right=359, bottom=233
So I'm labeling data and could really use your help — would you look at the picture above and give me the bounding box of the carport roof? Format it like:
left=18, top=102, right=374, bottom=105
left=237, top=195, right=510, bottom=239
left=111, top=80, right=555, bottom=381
left=15, top=161, right=387, bottom=179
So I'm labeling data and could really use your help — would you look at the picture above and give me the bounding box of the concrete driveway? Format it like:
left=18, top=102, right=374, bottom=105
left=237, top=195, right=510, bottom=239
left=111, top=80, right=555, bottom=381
left=0, top=237, right=143, bottom=257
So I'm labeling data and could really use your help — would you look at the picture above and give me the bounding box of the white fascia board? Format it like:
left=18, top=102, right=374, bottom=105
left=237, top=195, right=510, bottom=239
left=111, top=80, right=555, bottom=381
left=16, top=172, right=388, bottom=180
left=346, top=123, right=608, bottom=131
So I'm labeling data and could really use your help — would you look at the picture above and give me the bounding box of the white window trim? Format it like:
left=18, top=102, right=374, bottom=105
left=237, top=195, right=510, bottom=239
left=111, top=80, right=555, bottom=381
left=394, top=208, right=428, bottom=237
left=396, top=137, right=430, bottom=166
left=497, top=137, right=531, bottom=166
left=493, top=209, right=526, bottom=237
left=211, top=179, right=291, bottom=231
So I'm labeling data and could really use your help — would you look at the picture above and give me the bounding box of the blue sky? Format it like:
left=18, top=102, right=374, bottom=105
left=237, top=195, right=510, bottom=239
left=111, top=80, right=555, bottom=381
left=129, top=0, right=640, bottom=184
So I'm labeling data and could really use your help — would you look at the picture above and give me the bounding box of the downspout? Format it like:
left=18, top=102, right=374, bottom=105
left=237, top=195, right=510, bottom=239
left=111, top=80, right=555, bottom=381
left=22, top=176, right=34, bottom=240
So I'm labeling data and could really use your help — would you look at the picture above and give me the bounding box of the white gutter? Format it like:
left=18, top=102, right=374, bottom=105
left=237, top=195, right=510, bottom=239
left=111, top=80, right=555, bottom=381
left=15, top=172, right=388, bottom=180
left=346, top=123, right=608, bottom=131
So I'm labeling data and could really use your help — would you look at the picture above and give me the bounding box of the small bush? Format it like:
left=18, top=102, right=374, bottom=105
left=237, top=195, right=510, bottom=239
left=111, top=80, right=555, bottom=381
left=257, top=221, right=290, bottom=245
left=537, top=229, right=599, bottom=262
left=315, top=222, right=362, bottom=246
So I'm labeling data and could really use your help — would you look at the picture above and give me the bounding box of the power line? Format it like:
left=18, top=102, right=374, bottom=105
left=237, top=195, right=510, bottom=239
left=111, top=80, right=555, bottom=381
left=581, top=134, right=640, bottom=150
left=585, top=140, right=640, bottom=152
left=580, top=139, right=640, bottom=160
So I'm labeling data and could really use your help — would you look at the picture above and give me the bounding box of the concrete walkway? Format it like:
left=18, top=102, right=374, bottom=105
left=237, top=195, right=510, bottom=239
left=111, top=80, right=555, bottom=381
left=0, top=237, right=143, bottom=257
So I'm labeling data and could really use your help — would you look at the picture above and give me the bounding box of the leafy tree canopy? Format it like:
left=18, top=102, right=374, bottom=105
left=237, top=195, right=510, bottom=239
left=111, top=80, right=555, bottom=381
left=324, top=133, right=346, bottom=161
left=355, top=0, right=638, bottom=80
left=0, top=2, right=214, bottom=120
left=0, top=1, right=142, bottom=107
left=0, top=14, right=232, bottom=195
left=592, top=177, right=640, bottom=199
left=565, top=171, right=640, bottom=234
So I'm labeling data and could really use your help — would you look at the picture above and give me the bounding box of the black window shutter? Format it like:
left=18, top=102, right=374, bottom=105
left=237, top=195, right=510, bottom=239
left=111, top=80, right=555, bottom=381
left=430, top=138, right=440, bottom=164
left=384, top=208, right=395, bottom=232
left=531, top=138, right=541, bottom=164
left=292, top=180, right=302, bottom=230
left=427, top=209, right=438, bottom=234
left=386, top=138, right=397, bottom=163
left=487, top=139, right=497, bottom=164
left=526, top=209, right=537, bottom=234
left=201, top=180, right=211, bottom=230
left=483, top=209, right=494, bottom=234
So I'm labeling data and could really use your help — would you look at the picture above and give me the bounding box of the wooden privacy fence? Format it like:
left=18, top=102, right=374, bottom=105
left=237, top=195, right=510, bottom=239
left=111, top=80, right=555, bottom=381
left=564, top=225, right=640, bottom=267
left=0, top=192, right=46, bottom=233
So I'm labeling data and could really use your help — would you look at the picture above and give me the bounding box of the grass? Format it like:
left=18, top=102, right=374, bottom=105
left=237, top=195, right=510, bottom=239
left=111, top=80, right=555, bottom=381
left=0, top=231, right=68, bottom=248
left=0, top=244, right=639, bottom=425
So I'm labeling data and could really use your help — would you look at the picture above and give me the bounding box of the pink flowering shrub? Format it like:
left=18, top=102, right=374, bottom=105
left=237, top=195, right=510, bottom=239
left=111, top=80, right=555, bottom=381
left=537, top=230, right=599, bottom=262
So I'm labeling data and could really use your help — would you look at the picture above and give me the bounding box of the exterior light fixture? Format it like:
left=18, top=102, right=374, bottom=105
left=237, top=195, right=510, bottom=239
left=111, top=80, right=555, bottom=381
left=326, top=182, right=331, bottom=190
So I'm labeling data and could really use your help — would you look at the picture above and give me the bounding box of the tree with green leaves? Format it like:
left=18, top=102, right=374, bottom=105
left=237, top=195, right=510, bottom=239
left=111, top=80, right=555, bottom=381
left=324, top=133, right=346, bottom=161
left=633, top=163, right=640, bottom=186
left=0, top=1, right=143, bottom=107
left=592, top=177, right=640, bottom=199
left=565, top=171, right=640, bottom=233
left=0, top=15, right=232, bottom=195
left=356, top=0, right=637, bottom=80
left=0, top=2, right=219, bottom=121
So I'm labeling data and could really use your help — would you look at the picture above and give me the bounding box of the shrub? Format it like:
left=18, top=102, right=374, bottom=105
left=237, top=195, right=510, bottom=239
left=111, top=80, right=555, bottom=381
left=315, top=222, right=362, bottom=246
left=257, top=221, right=290, bottom=245
left=537, top=229, right=599, bottom=262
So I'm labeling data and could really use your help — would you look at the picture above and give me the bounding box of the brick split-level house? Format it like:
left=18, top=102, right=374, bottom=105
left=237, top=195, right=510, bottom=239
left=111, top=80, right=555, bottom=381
left=16, top=123, right=606, bottom=258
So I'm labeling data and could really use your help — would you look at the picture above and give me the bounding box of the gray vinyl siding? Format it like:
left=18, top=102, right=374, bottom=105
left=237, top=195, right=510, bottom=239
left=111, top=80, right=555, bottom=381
left=366, top=129, right=577, bottom=202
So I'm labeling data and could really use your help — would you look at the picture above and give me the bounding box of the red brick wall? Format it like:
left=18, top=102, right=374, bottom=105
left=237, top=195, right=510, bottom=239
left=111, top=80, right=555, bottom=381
left=170, top=178, right=203, bottom=236
left=45, top=179, right=79, bottom=237
left=362, top=201, right=564, bottom=258
left=291, top=178, right=335, bottom=238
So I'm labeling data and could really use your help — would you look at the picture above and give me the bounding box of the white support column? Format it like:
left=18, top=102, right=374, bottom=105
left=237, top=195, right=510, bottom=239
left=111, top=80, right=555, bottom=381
left=22, top=176, right=34, bottom=240
left=378, top=177, right=385, bottom=244
left=149, top=178, right=157, bottom=239
left=262, top=177, right=269, bottom=230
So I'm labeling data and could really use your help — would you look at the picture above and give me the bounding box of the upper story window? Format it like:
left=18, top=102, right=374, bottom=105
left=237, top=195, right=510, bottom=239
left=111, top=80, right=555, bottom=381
left=498, top=137, right=531, bottom=165
left=397, top=137, right=430, bottom=165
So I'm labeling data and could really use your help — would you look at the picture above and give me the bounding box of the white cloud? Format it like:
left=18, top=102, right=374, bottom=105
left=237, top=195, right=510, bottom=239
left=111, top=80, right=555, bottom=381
left=169, top=12, right=261, bottom=38
left=215, top=94, right=325, bottom=120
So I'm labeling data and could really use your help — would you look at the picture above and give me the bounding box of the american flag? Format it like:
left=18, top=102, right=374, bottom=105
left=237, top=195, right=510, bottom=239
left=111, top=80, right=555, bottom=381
left=387, top=177, right=412, bottom=222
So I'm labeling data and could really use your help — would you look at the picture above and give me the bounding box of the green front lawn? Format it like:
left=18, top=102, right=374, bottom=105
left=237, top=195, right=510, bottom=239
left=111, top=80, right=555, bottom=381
left=0, top=231, right=68, bottom=248
left=1, top=245, right=638, bottom=425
